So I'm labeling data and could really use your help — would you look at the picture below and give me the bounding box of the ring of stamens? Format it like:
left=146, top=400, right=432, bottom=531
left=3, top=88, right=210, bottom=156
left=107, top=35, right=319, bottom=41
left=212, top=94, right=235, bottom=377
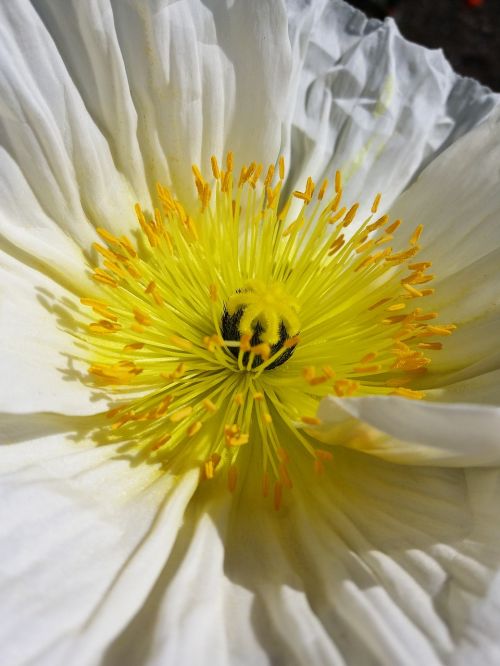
left=79, top=153, right=454, bottom=509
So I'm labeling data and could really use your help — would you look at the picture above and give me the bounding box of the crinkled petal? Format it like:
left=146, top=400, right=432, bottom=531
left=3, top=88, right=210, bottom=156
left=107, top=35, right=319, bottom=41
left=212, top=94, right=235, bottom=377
left=281, top=0, right=498, bottom=213
left=0, top=0, right=140, bottom=260
left=0, top=151, right=96, bottom=291
left=451, top=570, right=500, bottom=666
left=0, top=0, right=293, bottom=282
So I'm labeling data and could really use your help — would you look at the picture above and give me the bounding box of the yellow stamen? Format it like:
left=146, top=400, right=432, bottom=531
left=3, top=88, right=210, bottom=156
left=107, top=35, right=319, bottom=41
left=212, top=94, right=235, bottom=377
left=335, top=170, right=342, bottom=192
left=301, top=416, right=322, bottom=426
left=318, top=179, right=328, bottom=200
left=390, top=387, right=426, bottom=400
left=371, top=193, right=382, bottom=213
left=342, top=203, right=359, bottom=227
left=410, top=225, right=424, bottom=245
left=279, top=156, right=285, bottom=180
left=187, top=421, right=202, bottom=437
left=170, top=406, right=193, bottom=423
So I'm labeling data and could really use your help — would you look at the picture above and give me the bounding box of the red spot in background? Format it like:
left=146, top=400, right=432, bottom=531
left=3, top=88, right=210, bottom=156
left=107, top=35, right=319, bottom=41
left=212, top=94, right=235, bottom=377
left=466, top=0, right=484, bottom=7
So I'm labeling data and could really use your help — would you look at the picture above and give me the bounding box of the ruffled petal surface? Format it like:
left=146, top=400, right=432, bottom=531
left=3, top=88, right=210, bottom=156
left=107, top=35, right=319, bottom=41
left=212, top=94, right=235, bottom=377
left=451, top=570, right=500, bottom=666
left=281, top=0, right=499, bottom=213
left=0, top=0, right=293, bottom=279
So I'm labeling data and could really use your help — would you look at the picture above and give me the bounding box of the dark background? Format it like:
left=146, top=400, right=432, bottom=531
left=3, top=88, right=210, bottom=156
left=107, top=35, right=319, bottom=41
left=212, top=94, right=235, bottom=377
left=347, top=0, right=500, bottom=92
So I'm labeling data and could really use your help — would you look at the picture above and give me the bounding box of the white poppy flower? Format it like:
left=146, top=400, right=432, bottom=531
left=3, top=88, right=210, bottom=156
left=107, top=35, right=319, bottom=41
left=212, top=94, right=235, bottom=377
left=1, top=1, right=500, bottom=665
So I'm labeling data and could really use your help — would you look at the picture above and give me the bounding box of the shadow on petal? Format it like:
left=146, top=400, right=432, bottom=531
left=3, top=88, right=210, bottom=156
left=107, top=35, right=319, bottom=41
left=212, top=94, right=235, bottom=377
left=0, top=411, right=102, bottom=445
left=98, top=447, right=500, bottom=665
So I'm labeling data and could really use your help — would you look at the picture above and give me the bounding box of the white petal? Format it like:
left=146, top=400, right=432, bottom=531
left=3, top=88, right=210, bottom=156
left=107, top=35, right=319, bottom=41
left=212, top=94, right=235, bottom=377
left=0, top=251, right=106, bottom=415
left=451, top=571, right=500, bottom=666
left=391, top=107, right=500, bottom=277
left=0, top=0, right=140, bottom=250
left=1, top=0, right=294, bottom=286
left=282, top=0, right=498, bottom=211
left=428, top=369, right=500, bottom=407
left=386, top=108, right=500, bottom=389
left=30, top=0, right=293, bottom=209
left=315, top=396, right=500, bottom=466
left=0, top=149, right=98, bottom=291
left=284, top=459, right=500, bottom=665
left=104, top=496, right=262, bottom=666
left=307, top=110, right=500, bottom=467
left=94, top=487, right=351, bottom=665
left=83, top=454, right=500, bottom=665
left=411, top=244, right=499, bottom=400
left=0, top=430, right=198, bottom=666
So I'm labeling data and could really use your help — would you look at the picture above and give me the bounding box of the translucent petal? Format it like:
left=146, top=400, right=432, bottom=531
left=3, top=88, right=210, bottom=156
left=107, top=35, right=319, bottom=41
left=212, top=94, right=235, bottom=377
left=316, top=396, right=500, bottom=466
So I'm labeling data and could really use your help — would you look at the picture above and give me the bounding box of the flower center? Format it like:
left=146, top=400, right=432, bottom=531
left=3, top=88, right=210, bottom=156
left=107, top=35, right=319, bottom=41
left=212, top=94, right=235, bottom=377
left=79, top=153, right=455, bottom=508
left=221, top=280, right=299, bottom=370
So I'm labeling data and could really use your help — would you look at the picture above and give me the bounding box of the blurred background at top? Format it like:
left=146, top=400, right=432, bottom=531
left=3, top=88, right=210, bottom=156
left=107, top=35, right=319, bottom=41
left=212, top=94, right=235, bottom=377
left=347, top=0, right=500, bottom=91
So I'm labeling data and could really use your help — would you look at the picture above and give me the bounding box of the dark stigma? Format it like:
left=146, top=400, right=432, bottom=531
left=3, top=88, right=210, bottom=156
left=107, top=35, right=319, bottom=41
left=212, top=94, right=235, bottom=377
left=221, top=307, right=296, bottom=370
